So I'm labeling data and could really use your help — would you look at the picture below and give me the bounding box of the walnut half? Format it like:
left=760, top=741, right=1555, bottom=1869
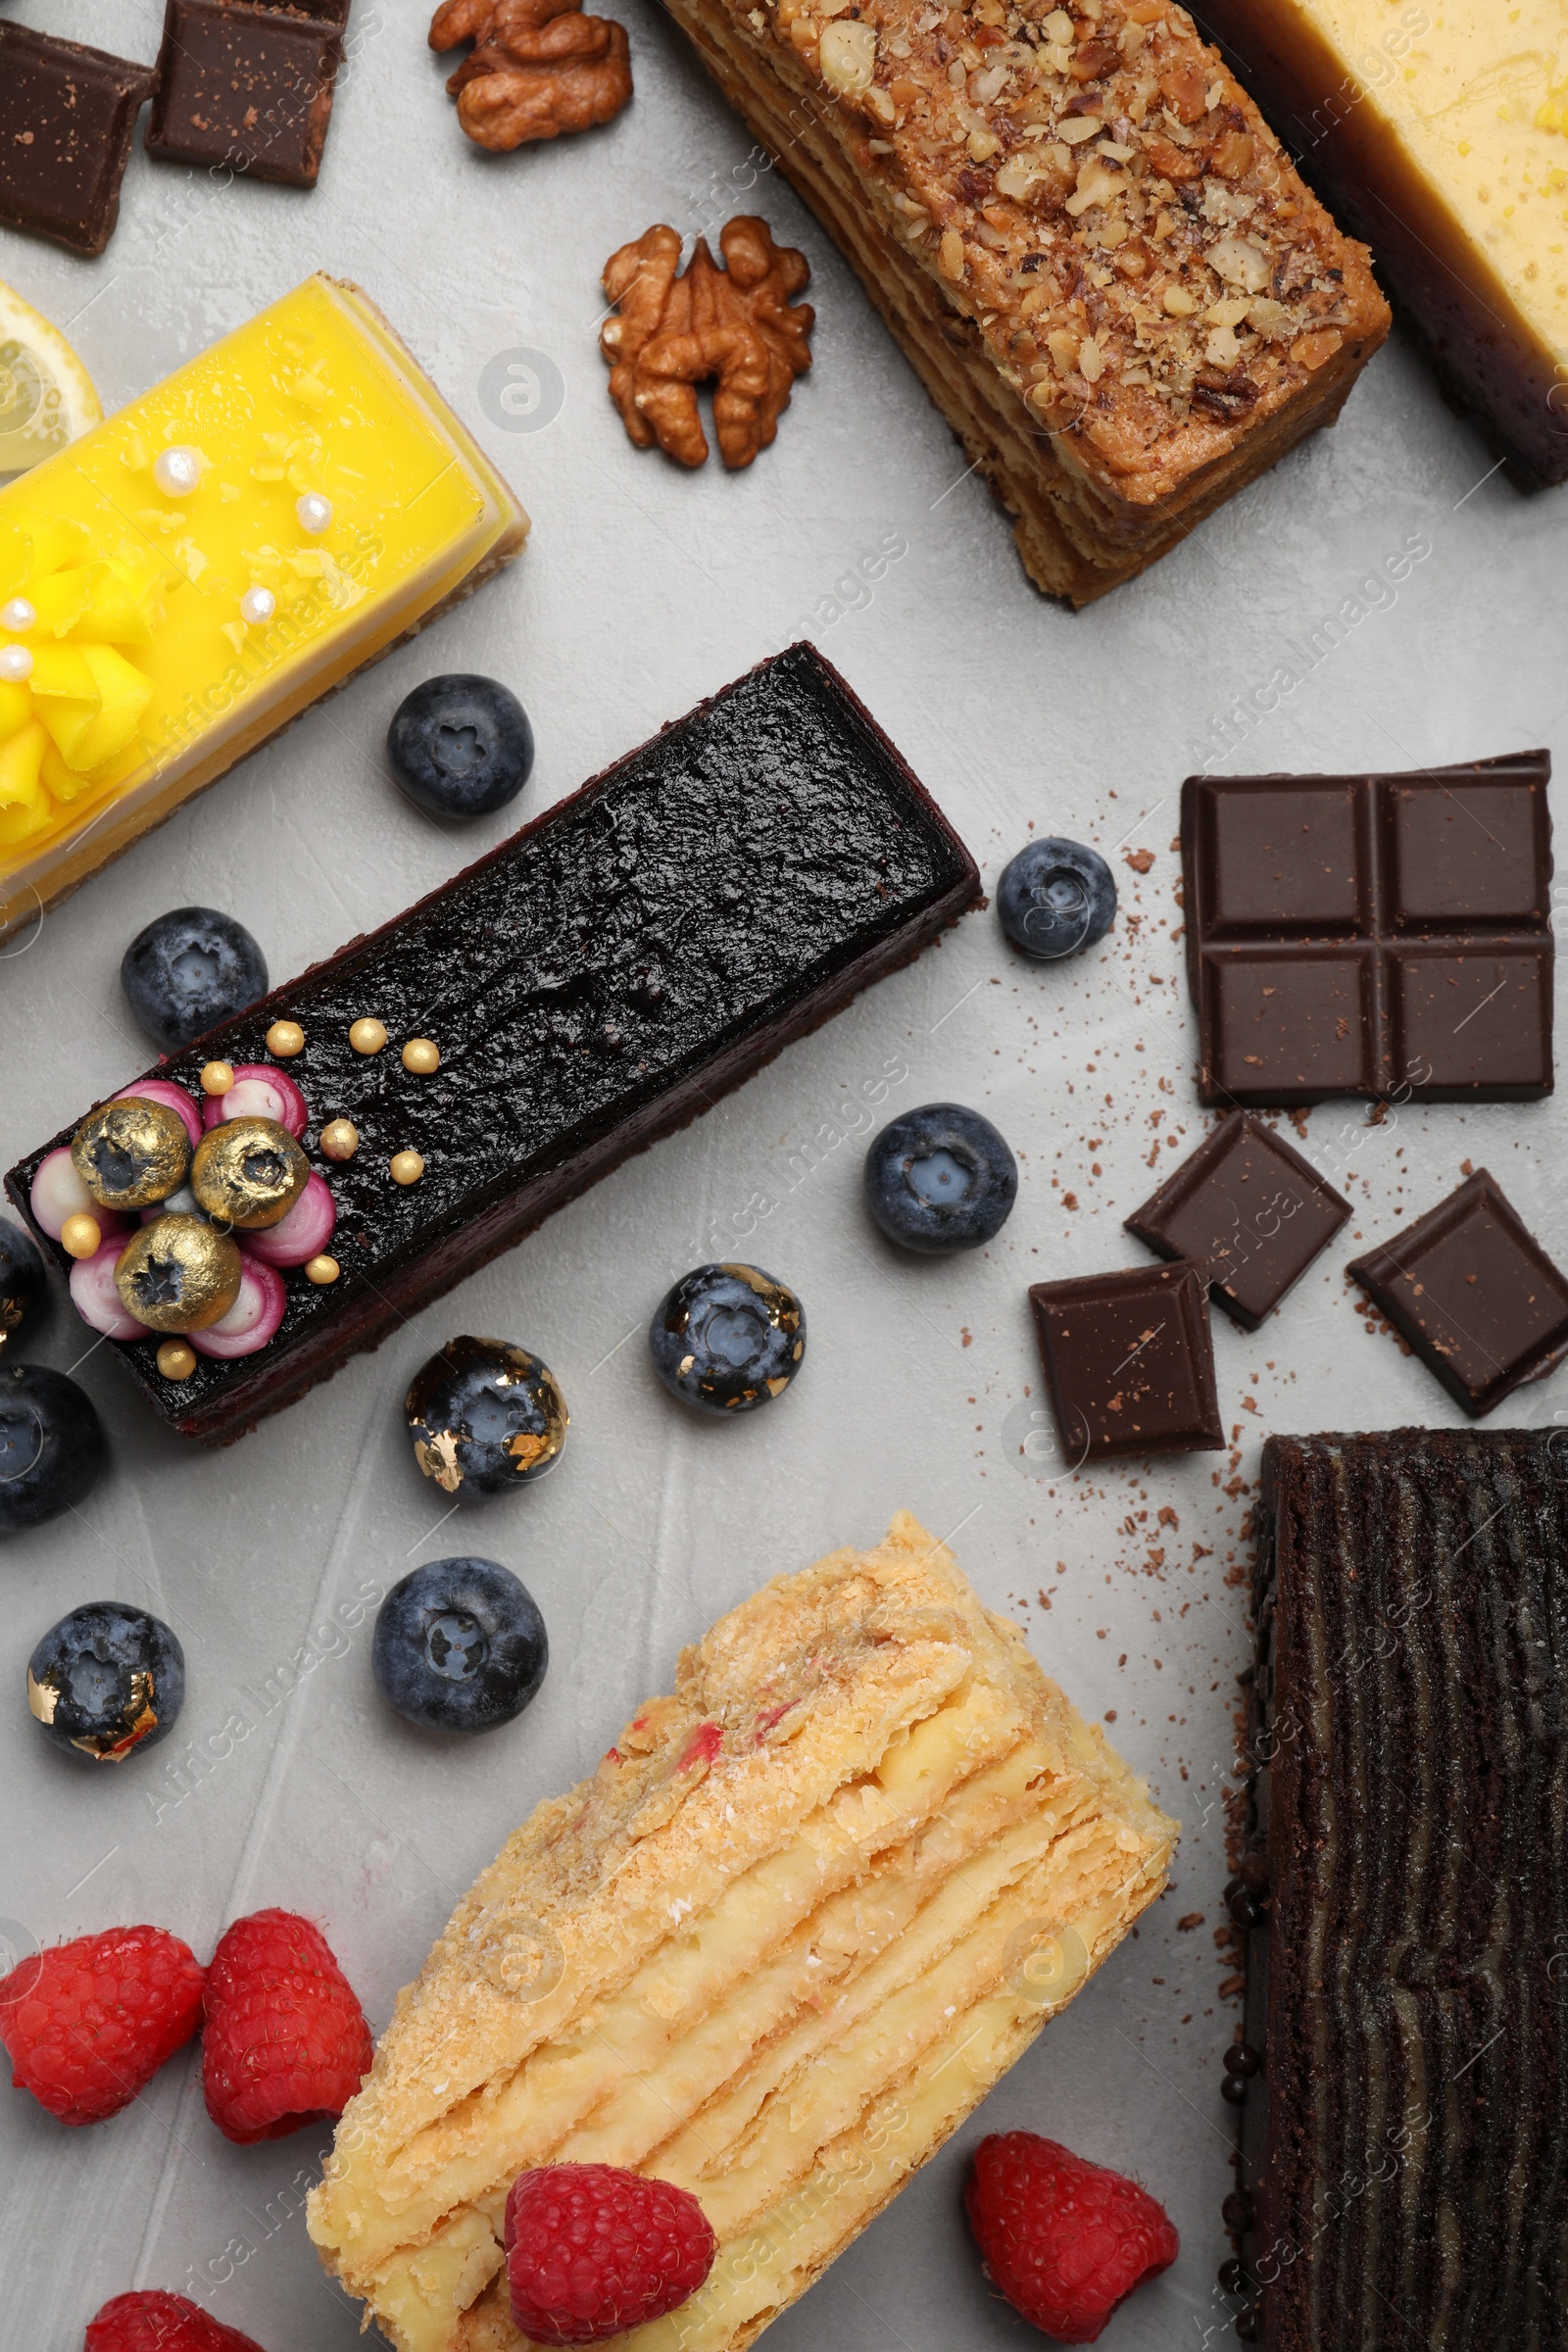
left=429, top=0, right=633, bottom=151
left=599, top=218, right=814, bottom=469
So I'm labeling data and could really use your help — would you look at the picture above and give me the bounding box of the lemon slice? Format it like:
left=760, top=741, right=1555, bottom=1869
left=0, top=281, right=102, bottom=480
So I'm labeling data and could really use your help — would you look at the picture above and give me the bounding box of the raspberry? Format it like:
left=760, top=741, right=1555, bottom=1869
left=200, top=1909, right=370, bottom=2146
left=85, top=2290, right=267, bottom=2351
left=504, top=2163, right=717, bottom=2345
left=965, top=2132, right=1179, bottom=2344
left=0, top=1926, right=204, bottom=2127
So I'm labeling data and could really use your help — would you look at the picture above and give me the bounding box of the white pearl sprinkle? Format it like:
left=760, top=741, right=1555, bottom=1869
left=0, top=598, right=36, bottom=634
left=0, top=645, right=33, bottom=684
left=295, top=492, right=334, bottom=535
left=240, top=586, right=277, bottom=626
left=153, top=445, right=203, bottom=498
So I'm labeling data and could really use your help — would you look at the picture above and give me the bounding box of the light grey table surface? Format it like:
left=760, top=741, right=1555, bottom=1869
left=0, top=2, right=1562, bottom=2345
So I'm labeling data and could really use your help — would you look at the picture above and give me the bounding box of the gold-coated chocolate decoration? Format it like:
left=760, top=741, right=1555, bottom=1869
left=390, top=1150, right=424, bottom=1186
left=60, top=1213, right=102, bottom=1260
left=402, top=1038, right=440, bottom=1074
left=266, top=1019, right=305, bottom=1056
left=319, top=1118, right=359, bottom=1161
left=157, top=1339, right=197, bottom=1381
left=115, top=1214, right=243, bottom=1332
left=201, top=1060, right=235, bottom=1096
left=191, top=1116, right=310, bottom=1229
left=350, top=1017, right=388, bottom=1055
left=70, top=1098, right=192, bottom=1211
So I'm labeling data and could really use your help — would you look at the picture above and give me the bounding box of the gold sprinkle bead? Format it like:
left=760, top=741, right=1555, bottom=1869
left=319, top=1118, right=359, bottom=1162
left=402, top=1038, right=440, bottom=1075
left=59, top=1213, right=102, bottom=1260
left=305, top=1253, right=341, bottom=1285
left=201, top=1060, right=235, bottom=1096
left=157, top=1339, right=197, bottom=1381
left=390, top=1150, right=424, bottom=1187
left=266, top=1019, right=305, bottom=1057
left=350, top=1018, right=388, bottom=1055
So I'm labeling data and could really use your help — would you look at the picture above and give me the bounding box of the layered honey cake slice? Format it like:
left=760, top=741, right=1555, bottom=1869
left=309, top=1512, right=1177, bottom=2350
left=650, top=0, right=1388, bottom=601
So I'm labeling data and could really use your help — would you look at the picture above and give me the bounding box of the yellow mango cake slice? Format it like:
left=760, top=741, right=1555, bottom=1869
left=309, top=1511, right=1178, bottom=2352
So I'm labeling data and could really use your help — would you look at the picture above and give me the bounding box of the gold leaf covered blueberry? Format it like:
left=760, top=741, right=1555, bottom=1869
left=406, top=1336, right=568, bottom=1504
left=70, top=1097, right=191, bottom=1211
left=26, top=1600, right=184, bottom=1764
left=190, top=1115, right=310, bottom=1229
left=649, top=1262, right=806, bottom=1414
left=0, top=1218, right=46, bottom=1349
left=115, top=1214, right=243, bottom=1332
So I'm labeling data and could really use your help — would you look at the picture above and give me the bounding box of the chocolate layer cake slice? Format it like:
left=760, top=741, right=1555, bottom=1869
left=5, top=647, right=978, bottom=1445
left=655, top=0, right=1389, bottom=602
left=1233, top=1431, right=1568, bottom=2347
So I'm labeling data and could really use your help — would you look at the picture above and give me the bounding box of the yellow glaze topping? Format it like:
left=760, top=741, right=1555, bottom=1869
left=0, top=275, right=525, bottom=930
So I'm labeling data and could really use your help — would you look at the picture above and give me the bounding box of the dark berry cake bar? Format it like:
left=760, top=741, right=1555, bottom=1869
left=6, top=646, right=979, bottom=1444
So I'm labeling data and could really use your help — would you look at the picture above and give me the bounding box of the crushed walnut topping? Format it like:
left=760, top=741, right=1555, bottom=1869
left=745, top=0, right=1374, bottom=481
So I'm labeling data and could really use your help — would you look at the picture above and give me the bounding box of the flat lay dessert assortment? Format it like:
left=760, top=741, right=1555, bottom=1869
left=0, top=3, right=1563, bottom=2350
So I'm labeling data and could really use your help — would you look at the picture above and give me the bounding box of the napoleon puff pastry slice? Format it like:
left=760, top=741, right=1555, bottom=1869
left=309, top=1511, right=1178, bottom=2350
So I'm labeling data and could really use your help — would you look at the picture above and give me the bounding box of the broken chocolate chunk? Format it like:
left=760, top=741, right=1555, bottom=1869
left=0, top=24, right=156, bottom=257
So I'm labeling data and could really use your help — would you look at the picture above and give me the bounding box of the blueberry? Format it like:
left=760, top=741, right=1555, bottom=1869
left=998, top=838, right=1116, bottom=960
left=27, top=1600, right=183, bottom=1763
left=649, top=1264, right=806, bottom=1416
left=0, top=1362, right=105, bottom=1534
left=0, top=1218, right=46, bottom=1352
left=387, top=675, right=534, bottom=821
left=121, top=906, right=269, bottom=1052
left=406, top=1336, right=568, bottom=1506
left=372, top=1557, right=548, bottom=1735
left=864, top=1103, right=1017, bottom=1253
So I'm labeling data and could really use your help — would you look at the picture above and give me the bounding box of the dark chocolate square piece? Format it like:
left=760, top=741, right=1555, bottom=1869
left=147, top=0, right=346, bottom=187
left=0, top=24, right=156, bottom=257
left=1389, top=941, right=1554, bottom=1092
left=1381, top=769, right=1550, bottom=928
left=1194, top=776, right=1367, bottom=936
left=1348, top=1169, right=1568, bottom=1415
left=1028, top=1262, right=1224, bottom=1462
left=1125, top=1111, right=1350, bottom=1330
left=1201, top=949, right=1379, bottom=1101
left=1181, top=751, right=1553, bottom=1104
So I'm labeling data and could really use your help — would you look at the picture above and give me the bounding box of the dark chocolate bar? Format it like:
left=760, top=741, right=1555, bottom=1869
left=5, top=647, right=978, bottom=1446
left=1348, top=1169, right=1568, bottom=1417
left=1126, top=1112, right=1349, bottom=1331
left=0, top=24, right=157, bottom=257
left=147, top=0, right=347, bottom=188
left=1181, top=752, right=1553, bottom=1106
left=1231, top=1431, right=1568, bottom=2349
left=1027, top=1261, right=1224, bottom=1462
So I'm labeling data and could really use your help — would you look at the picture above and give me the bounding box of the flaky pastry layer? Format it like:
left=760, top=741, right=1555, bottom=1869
left=309, top=1511, right=1178, bottom=2350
